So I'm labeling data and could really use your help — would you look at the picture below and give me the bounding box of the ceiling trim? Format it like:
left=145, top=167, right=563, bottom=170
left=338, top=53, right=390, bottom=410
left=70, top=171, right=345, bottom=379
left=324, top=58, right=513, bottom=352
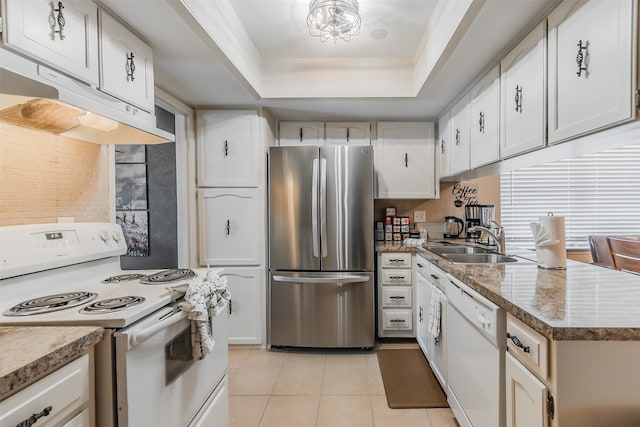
left=177, top=0, right=478, bottom=99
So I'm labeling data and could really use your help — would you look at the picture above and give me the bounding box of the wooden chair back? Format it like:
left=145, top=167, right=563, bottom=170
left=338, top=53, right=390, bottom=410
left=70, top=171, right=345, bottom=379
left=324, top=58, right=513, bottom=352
left=606, top=237, right=640, bottom=274
left=588, top=235, right=615, bottom=268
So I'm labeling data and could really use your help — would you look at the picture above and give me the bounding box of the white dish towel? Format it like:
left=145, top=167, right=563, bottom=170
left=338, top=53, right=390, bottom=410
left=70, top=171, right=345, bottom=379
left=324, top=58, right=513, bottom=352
left=428, top=284, right=444, bottom=339
left=176, top=270, right=230, bottom=360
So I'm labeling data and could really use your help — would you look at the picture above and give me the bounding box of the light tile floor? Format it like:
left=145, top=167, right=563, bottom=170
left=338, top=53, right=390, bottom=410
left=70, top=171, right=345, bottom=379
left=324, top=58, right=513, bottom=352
left=228, top=344, right=459, bottom=427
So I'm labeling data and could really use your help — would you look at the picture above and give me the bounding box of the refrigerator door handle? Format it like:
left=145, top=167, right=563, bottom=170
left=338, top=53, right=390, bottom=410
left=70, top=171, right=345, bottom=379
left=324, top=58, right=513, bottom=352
left=312, top=158, right=320, bottom=258
left=272, top=275, right=370, bottom=284
left=320, top=157, right=328, bottom=258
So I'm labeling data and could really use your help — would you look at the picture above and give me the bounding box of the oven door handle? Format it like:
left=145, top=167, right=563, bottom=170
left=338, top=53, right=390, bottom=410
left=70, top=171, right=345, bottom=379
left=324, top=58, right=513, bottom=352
left=129, top=310, right=188, bottom=347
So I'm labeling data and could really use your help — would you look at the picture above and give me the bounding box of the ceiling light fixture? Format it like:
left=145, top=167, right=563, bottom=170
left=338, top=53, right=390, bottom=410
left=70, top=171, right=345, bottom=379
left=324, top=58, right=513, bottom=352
left=307, top=0, right=361, bottom=43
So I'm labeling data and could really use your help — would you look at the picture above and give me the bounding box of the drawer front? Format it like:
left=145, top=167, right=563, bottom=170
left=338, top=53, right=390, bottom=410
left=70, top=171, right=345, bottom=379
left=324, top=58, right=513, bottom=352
left=382, top=287, right=412, bottom=307
left=428, top=262, right=448, bottom=291
left=506, top=313, right=548, bottom=379
left=380, top=252, right=412, bottom=268
left=0, top=354, right=89, bottom=427
left=382, top=309, right=413, bottom=330
left=415, top=255, right=429, bottom=278
left=381, top=269, right=411, bottom=285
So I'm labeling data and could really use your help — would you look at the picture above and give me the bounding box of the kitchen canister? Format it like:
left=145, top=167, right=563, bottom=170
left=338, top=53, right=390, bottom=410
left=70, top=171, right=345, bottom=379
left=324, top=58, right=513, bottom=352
left=530, top=213, right=566, bottom=269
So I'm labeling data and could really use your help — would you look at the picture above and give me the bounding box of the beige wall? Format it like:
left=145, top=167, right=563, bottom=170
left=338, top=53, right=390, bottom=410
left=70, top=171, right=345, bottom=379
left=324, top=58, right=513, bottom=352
left=374, top=175, right=500, bottom=238
left=0, top=123, right=110, bottom=226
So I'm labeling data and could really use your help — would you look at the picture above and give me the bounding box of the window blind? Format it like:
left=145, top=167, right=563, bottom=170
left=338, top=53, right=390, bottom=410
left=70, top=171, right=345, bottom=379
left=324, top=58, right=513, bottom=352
left=500, top=144, right=640, bottom=249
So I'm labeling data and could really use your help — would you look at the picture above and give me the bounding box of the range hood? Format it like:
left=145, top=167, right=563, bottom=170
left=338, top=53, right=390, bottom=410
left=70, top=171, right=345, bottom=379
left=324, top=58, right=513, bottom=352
left=0, top=47, right=174, bottom=144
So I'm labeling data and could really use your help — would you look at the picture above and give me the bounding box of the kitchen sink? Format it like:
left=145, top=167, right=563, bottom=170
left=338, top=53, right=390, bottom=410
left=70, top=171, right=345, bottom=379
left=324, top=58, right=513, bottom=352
left=442, top=253, right=519, bottom=264
left=426, top=246, right=496, bottom=256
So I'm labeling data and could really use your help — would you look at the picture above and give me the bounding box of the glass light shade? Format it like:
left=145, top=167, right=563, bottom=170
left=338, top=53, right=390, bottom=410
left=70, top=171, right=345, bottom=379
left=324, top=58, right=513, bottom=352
left=307, top=0, right=361, bottom=42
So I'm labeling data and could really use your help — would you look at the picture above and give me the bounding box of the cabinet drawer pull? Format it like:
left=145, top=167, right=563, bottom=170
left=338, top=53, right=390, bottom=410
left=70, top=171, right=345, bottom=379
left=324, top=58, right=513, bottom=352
left=389, top=296, right=405, bottom=300
left=126, top=52, right=136, bottom=82
left=224, top=140, right=229, bottom=157
left=50, top=2, right=66, bottom=40
left=515, top=85, right=523, bottom=113
left=430, top=274, right=439, bottom=280
left=417, top=263, right=424, bottom=268
left=390, top=319, right=406, bottom=323
left=507, top=332, right=531, bottom=353
left=389, top=276, right=406, bottom=280
left=16, top=405, right=53, bottom=427
left=576, top=40, right=589, bottom=77
left=479, top=111, right=485, bottom=133
left=225, top=219, right=231, bottom=236
left=388, top=259, right=405, bottom=263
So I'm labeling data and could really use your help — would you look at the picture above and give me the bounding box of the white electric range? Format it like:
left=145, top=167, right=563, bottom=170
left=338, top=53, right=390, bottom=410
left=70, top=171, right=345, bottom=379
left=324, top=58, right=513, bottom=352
left=0, top=222, right=229, bottom=427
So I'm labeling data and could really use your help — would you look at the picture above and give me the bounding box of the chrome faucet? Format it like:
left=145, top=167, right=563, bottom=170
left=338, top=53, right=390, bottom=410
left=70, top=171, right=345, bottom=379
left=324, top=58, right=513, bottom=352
left=468, top=221, right=506, bottom=254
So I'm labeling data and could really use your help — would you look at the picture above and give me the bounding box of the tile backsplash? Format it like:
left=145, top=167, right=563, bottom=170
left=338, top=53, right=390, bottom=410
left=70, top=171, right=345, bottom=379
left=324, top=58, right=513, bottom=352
left=0, top=123, right=109, bottom=226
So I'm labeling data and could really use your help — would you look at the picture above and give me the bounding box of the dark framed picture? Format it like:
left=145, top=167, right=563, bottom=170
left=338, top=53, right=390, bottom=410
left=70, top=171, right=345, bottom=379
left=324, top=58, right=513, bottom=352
left=116, top=164, right=148, bottom=210
left=116, top=210, right=150, bottom=257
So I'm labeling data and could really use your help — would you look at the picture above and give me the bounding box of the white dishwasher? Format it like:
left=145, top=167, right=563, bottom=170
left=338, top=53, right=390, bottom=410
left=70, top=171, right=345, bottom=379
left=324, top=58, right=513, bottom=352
left=447, top=275, right=506, bottom=427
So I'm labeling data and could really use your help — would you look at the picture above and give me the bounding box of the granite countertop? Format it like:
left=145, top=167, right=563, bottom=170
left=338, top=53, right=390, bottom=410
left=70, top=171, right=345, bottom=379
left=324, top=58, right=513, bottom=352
left=0, top=326, right=104, bottom=401
left=376, top=241, right=640, bottom=341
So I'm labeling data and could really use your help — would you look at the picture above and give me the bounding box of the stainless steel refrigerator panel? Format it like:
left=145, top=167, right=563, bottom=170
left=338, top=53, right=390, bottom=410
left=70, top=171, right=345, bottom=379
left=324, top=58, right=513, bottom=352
left=268, top=146, right=320, bottom=271
left=320, top=145, right=374, bottom=271
left=269, top=272, right=375, bottom=348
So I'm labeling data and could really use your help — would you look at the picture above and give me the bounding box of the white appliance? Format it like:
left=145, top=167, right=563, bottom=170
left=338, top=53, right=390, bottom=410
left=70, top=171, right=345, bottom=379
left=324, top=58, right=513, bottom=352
left=0, top=223, right=229, bottom=427
left=447, top=275, right=506, bottom=427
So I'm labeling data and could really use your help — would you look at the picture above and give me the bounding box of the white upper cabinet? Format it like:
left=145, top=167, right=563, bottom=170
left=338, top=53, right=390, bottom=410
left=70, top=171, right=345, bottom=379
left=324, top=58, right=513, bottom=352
left=438, top=111, right=452, bottom=178
left=547, top=0, right=635, bottom=144
left=98, top=9, right=155, bottom=112
left=500, top=21, right=547, bottom=158
left=325, top=122, right=371, bottom=145
left=450, top=94, right=471, bottom=175
left=278, top=121, right=325, bottom=145
left=375, top=122, right=437, bottom=199
left=3, top=0, right=99, bottom=85
left=196, top=110, right=260, bottom=187
left=470, top=65, right=500, bottom=168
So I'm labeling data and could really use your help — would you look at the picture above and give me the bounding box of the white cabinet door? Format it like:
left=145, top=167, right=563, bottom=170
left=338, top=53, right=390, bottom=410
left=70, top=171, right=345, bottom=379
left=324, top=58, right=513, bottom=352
left=548, top=0, right=634, bottom=144
left=278, top=122, right=324, bottom=145
left=450, top=94, right=471, bottom=175
left=470, top=65, right=500, bottom=168
left=375, top=122, right=437, bottom=199
left=196, top=110, right=260, bottom=187
left=500, top=21, right=546, bottom=158
left=4, top=0, right=99, bottom=85
left=198, top=188, right=261, bottom=266
left=438, top=111, right=452, bottom=178
left=98, top=10, right=155, bottom=112
left=325, top=122, right=371, bottom=145
left=505, top=352, right=549, bottom=427
left=416, top=271, right=431, bottom=358
left=221, top=267, right=263, bottom=344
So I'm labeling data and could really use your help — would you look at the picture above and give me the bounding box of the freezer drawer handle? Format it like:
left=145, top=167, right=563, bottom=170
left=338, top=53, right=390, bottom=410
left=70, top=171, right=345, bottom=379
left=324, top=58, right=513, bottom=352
left=15, top=405, right=52, bottom=427
left=273, top=275, right=369, bottom=284
left=506, top=332, right=530, bottom=353
left=129, top=310, right=187, bottom=347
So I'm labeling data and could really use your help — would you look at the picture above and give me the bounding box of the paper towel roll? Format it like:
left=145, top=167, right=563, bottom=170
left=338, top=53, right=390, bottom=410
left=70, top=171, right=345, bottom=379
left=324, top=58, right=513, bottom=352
left=533, top=214, right=566, bottom=269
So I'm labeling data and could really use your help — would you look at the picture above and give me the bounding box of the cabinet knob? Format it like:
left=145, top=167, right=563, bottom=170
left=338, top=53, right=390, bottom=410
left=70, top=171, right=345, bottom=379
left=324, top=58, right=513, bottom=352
left=515, top=85, right=523, bottom=113
left=126, top=52, right=136, bottom=82
left=50, top=2, right=66, bottom=40
left=576, top=40, right=589, bottom=77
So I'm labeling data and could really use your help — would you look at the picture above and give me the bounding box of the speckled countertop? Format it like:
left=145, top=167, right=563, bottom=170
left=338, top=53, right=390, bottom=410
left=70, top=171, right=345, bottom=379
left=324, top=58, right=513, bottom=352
left=0, top=326, right=103, bottom=401
left=376, top=241, right=640, bottom=341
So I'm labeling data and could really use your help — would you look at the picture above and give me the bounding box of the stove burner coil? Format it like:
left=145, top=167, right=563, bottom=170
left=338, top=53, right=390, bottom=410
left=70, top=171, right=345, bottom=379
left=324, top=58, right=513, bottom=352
left=140, top=268, right=196, bottom=284
left=4, top=292, right=98, bottom=316
left=101, top=273, right=145, bottom=284
left=80, top=296, right=145, bottom=314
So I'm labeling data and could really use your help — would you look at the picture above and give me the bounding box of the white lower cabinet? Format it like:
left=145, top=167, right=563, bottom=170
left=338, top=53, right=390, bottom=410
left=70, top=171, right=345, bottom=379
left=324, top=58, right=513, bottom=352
left=198, top=188, right=261, bottom=266
left=505, top=352, right=548, bottom=427
left=220, top=268, right=263, bottom=345
left=377, top=252, right=415, bottom=338
left=0, top=354, right=91, bottom=427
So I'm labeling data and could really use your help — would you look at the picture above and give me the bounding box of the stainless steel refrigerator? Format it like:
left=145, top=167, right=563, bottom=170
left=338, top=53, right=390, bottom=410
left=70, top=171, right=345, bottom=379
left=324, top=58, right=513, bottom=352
left=268, top=145, right=374, bottom=348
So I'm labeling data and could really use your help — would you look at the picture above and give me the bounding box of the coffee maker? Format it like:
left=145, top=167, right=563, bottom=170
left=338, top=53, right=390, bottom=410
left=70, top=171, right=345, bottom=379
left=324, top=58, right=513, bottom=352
left=464, top=204, right=495, bottom=243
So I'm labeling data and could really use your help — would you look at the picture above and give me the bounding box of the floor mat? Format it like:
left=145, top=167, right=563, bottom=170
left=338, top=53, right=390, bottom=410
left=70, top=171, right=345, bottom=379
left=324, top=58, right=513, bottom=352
left=377, top=348, right=448, bottom=409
